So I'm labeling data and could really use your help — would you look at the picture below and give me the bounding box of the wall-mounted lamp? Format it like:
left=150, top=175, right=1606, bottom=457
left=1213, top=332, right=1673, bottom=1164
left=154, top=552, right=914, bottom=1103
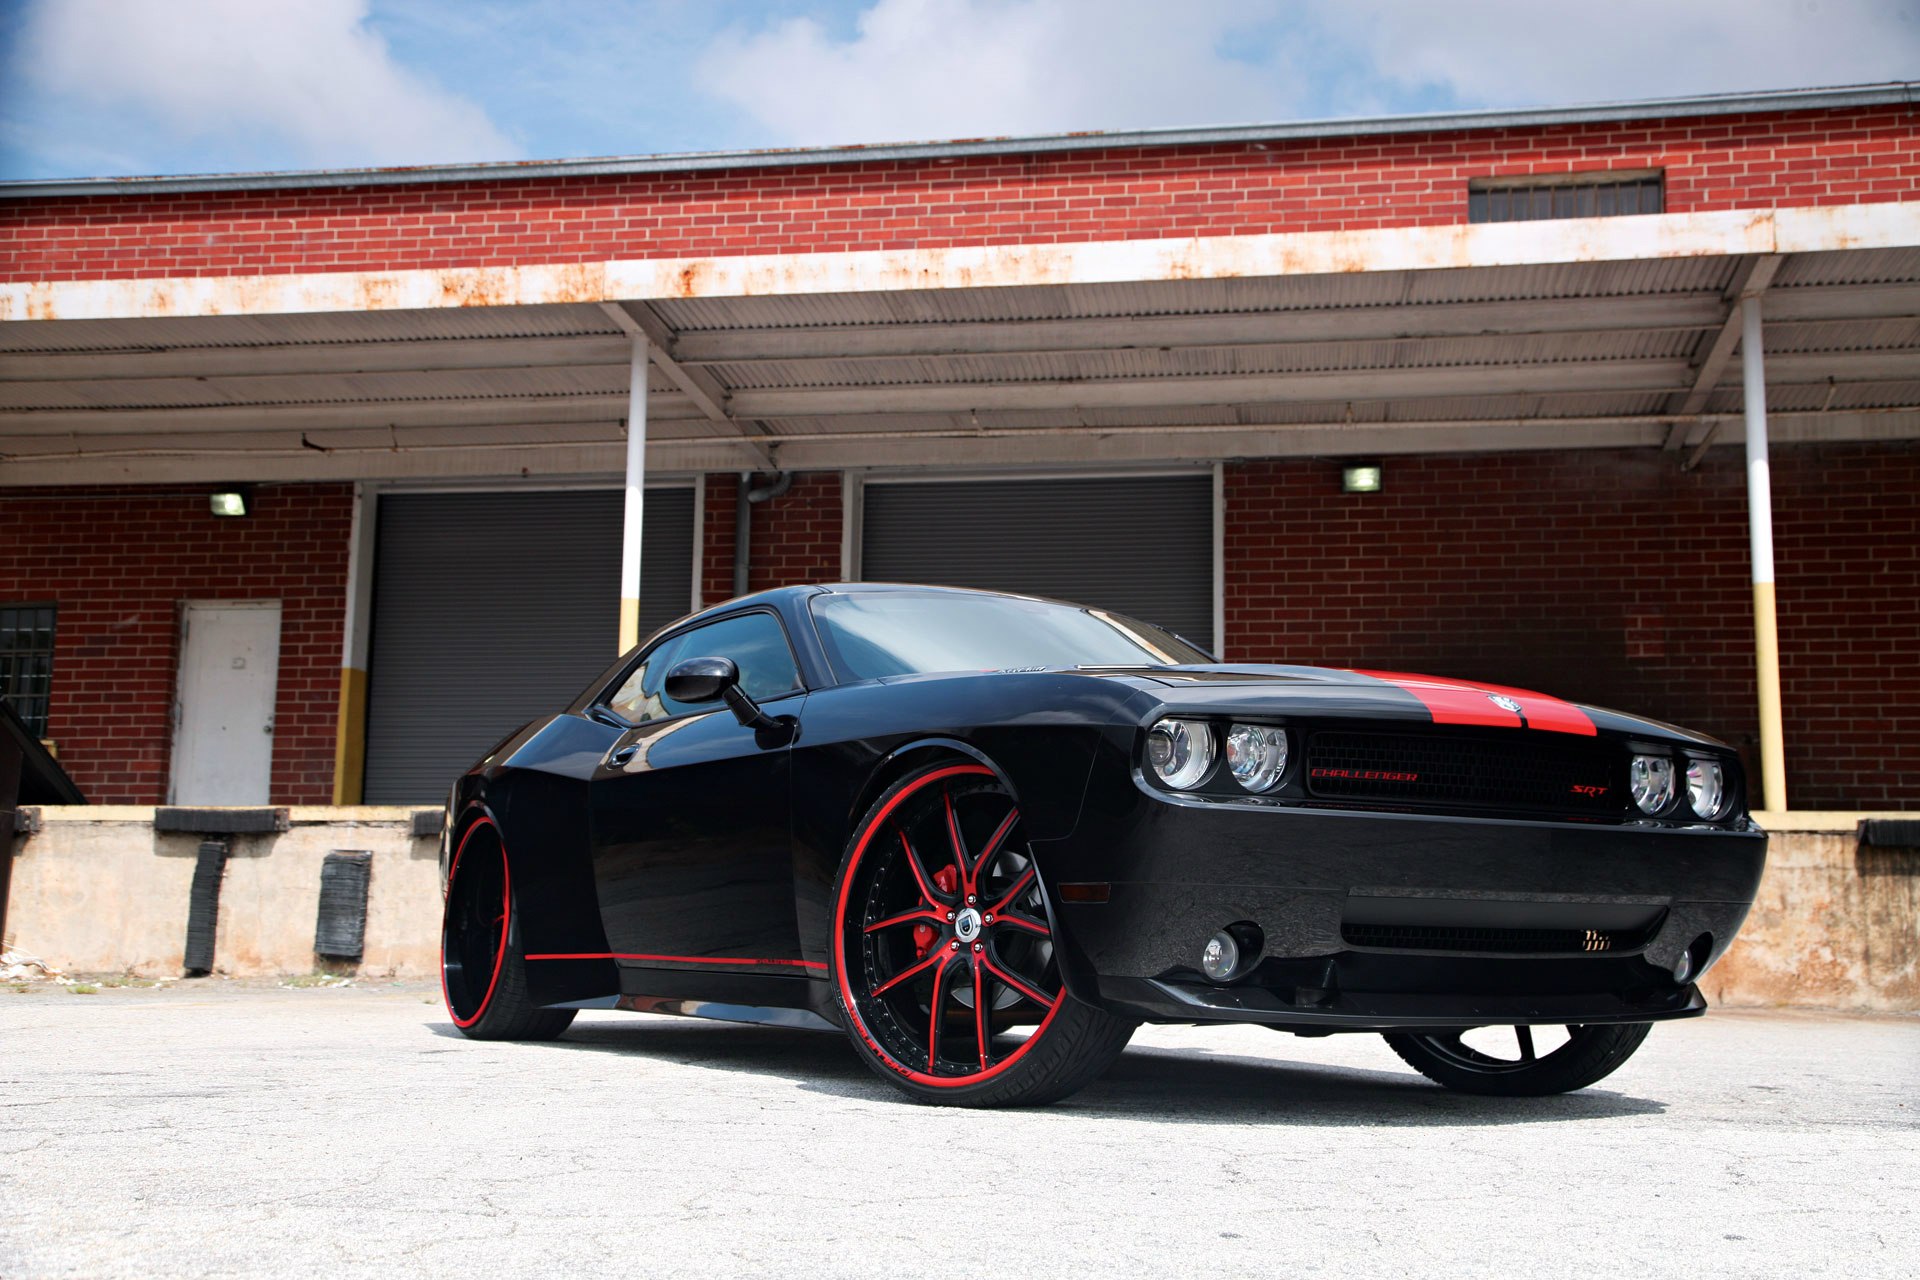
left=208, top=488, right=251, bottom=517
left=1341, top=464, right=1383, bottom=494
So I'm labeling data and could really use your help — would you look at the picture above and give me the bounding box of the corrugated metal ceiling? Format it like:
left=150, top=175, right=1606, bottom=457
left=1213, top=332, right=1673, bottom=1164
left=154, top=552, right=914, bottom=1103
left=0, top=304, right=621, bottom=354
left=2, top=250, right=1916, bottom=471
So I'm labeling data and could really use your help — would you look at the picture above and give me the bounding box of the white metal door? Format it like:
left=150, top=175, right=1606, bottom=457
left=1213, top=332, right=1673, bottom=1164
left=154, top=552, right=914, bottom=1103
left=170, top=602, right=281, bottom=806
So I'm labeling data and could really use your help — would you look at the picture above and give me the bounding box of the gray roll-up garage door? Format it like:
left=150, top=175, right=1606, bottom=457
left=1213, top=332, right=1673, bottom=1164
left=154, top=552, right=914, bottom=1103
left=861, top=474, right=1214, bottom=653
left=363, top=488, right=695, bottom=803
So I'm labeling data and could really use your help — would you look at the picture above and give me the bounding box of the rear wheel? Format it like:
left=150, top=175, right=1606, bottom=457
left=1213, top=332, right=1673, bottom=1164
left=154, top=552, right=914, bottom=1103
left=830, top=762, right=1135, bottom=1107
left=1384, top=1022, right=1651, bottom=1095
left=442, top=817, right=575, bottom=1041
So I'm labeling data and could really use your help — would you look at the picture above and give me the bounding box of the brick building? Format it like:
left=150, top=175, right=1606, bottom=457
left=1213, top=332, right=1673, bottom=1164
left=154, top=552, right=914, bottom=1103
left=2, top=84, right=1916, bottom=811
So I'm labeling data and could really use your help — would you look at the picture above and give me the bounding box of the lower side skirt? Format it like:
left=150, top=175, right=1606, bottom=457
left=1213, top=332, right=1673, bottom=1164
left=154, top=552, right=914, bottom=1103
left=614, top=994, right=838, bottom=1032
left=540, top=963, right=843, bottom=1030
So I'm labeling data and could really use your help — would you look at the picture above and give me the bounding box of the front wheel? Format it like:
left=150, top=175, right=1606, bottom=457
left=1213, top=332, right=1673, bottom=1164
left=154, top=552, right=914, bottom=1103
left=830, top=762, right=1135, bottom=1107
left=442, top=816, right=575, bottom=1042
left=1384, top=1022, right=1652, bottom=1096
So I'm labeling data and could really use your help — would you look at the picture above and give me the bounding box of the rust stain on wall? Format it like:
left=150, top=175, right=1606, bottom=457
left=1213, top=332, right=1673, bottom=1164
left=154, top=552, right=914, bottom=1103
left=1706, top=828, right=1919, bottom=1011
left=675, top=262, right=709, bottom=297
left=548, top=262, right=606, bottom=303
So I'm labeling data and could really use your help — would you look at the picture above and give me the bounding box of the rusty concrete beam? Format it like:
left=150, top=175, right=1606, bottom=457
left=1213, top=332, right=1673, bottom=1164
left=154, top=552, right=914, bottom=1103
left=7, top=204, right=1915, bottom=324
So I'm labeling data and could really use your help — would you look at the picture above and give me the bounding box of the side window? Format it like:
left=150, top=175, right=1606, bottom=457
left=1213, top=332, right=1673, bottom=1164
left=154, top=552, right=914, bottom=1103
left=605, top=611, right=801, bottom=725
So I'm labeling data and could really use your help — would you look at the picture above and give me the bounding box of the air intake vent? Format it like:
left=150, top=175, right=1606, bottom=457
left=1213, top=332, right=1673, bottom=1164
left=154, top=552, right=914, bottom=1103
left=1342, top=922, right=1655, bottom=954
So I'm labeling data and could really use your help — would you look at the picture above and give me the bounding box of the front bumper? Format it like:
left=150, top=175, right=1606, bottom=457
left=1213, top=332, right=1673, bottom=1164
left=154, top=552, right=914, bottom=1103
left=1034, top=763, right=1767, bottom=1030
left=1099, top=972, right=1706, bottom=1031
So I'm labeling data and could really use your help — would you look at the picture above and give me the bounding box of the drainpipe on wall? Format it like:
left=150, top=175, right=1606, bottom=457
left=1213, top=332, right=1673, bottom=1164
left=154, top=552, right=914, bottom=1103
left=733, top=471, right=793, bottom=599
left=617, top=336, right=649, bottom=654
left=1742, top=297, right=1789, bottom=812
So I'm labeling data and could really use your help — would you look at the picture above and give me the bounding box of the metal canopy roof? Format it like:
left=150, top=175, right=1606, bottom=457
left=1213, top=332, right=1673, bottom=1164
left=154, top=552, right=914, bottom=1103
left=2, top=242, right=1918, bottom=484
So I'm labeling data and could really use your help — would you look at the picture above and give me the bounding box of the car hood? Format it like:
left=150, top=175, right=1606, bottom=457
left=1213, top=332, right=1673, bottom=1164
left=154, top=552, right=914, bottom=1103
left=1071, top=663, right=1728, bottom=747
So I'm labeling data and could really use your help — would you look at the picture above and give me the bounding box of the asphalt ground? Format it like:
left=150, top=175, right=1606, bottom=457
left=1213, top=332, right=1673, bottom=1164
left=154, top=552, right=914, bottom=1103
left=2, top=980, right=1915, bottom=1279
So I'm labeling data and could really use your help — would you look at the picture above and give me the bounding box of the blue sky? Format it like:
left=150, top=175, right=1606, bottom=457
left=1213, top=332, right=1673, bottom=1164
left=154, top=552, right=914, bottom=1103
left=1, top=0, right=1916, bottom=181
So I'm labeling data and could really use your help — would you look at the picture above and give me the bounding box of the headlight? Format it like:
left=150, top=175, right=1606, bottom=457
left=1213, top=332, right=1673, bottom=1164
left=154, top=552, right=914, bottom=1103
left=1630, top=755, right=1676, bottom=814
left=1226, top=723, right=1288, bottom=792
left=1146, top=718, right=1214, bottom=789
left=1686, top=758, right=1727, bottom=818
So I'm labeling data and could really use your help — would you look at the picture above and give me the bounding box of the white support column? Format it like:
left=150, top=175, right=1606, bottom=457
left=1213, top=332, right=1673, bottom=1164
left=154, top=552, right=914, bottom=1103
left=1742, top=298, right=1788, bottom=812
left=618, top=336, right=649, bottom=653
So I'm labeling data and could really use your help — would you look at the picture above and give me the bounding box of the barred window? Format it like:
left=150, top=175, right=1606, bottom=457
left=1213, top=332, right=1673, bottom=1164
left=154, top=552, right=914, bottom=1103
left=1469, top=171, right=1663, bottom=223
left=0, top=604, right=57, bottom=737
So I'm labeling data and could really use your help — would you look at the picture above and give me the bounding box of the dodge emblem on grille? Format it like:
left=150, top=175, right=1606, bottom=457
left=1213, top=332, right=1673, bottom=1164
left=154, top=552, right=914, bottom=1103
left=1487, top=694, right=1523, bottom=713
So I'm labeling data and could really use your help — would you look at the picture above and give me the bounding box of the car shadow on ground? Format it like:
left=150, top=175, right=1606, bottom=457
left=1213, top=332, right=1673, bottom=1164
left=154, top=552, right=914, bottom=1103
left=436, top=1016, right=1666, bottom=1126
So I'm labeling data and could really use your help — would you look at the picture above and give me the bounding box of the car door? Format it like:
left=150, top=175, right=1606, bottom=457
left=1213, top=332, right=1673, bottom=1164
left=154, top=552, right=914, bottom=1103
left=587, top=609, right=807, bottom=976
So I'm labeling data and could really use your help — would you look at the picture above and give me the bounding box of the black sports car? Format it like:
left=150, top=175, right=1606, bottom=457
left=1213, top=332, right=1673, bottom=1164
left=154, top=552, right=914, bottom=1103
left=440, top=583, right=1766, bottom=1106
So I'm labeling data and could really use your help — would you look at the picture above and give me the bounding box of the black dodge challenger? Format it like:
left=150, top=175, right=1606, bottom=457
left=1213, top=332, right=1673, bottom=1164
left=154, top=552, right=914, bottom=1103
left=440, top=582, right=1766, bottom=1107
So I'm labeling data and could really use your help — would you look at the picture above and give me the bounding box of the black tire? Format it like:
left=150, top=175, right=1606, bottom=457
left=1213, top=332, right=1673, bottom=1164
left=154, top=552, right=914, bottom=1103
left=1384, top=1022, right=1652, bottom=1096
left=442, top=816, right=575, bottom=1042
left=829, top=761, right=1136, bottom=1107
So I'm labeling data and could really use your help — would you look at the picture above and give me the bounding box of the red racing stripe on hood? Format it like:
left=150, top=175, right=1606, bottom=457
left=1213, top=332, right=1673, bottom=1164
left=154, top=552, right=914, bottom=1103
left=1352, top=670, right=1597, bottom=736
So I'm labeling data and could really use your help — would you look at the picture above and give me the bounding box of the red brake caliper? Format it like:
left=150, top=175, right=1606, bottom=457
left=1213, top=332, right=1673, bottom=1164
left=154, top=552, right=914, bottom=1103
left=915, top=866, right=959, bottom=958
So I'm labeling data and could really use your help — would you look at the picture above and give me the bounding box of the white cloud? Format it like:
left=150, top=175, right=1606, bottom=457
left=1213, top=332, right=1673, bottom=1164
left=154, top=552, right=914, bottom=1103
left=1332, top=0, right=1920, bottom=107
left=16, top=0, right=517, bottom=170
left=694, top=0, right=1303, bottom=146
left=693, top=0, right=1920, bottom=149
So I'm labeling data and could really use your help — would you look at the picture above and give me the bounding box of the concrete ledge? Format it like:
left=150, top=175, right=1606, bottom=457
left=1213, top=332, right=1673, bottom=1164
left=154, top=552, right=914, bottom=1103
left=4, top=806, right=441, bottom=976
left=4, top=807, right=1915, bottom=1009
left=1751, top=810, right=1920, bottom=831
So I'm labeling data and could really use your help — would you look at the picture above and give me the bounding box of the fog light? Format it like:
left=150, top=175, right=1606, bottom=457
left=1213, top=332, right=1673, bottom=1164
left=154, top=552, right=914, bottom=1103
left=1201, top=929, right=1240, bottom=982
left=1680, top=933, right=1715, bottom=983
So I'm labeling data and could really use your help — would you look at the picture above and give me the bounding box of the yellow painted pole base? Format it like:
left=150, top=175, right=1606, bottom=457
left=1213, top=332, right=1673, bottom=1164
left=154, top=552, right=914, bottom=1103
left=1752, top=580, right=1788, bottom=813
left=618, top=596, right=641, bottom=655
left=330, top=666, right=369, bottom=806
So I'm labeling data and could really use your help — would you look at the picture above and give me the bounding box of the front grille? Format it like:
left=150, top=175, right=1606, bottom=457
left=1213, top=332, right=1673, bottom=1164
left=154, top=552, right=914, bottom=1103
left=1342, top=922, right=1654, bottom=954
left=1306, top=730, right=1622, bottom=816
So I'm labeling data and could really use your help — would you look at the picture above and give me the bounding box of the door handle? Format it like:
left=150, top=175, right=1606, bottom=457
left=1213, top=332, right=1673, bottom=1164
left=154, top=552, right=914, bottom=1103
left=605, top=743, right=639, bottom=769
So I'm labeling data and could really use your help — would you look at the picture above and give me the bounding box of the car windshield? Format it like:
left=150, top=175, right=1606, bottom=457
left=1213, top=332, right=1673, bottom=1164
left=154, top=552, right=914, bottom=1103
left=809, top=590, right=1210, bottom=681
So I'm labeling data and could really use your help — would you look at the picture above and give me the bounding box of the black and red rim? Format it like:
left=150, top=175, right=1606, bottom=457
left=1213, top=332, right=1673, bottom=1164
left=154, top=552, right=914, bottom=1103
left=833, top=764, right=1064, bottom=1088
left=441, top=817, right=509, bottom=1029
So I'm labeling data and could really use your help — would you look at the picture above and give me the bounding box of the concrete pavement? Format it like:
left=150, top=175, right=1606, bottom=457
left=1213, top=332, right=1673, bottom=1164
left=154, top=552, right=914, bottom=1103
left=2, top=980, right=1915, bottom=1278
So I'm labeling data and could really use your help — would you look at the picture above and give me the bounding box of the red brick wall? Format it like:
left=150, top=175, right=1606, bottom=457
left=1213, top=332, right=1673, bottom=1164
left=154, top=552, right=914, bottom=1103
left=5, top=105, right=1914, bottom=283
left=1222, top=443, right=1920, bottom=810
left=700, top=473, right=844, bottom=606
left=0, top=484, right=352, bottom=804
left=5, top=457, right=1911, bottom=810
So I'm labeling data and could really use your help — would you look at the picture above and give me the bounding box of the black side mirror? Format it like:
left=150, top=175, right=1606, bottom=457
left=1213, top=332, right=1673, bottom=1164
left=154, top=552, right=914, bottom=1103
left=663, top=655, right=787, bottom=737
left=663, top=655, right=737, bottom=704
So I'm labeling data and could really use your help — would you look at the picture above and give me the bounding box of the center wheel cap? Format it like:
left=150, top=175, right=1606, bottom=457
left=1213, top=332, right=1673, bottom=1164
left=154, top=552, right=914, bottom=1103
left=954, top=907, right=983, bottom=944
